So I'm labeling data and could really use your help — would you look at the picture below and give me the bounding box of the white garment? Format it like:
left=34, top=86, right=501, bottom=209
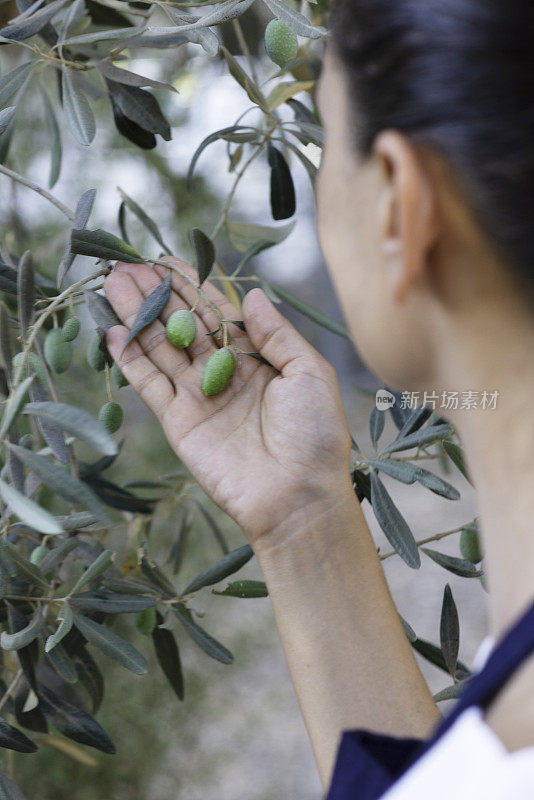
left=381, top=635, right=534, bottom=799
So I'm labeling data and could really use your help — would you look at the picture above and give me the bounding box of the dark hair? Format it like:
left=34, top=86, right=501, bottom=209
left=330, top=0, right=534, bottom=286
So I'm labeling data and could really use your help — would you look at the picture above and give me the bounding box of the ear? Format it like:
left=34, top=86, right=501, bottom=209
left=373, top=130, right=439, bottom=303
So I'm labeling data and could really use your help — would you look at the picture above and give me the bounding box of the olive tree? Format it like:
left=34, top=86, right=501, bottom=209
left=0, top=0, right=483, bottom=794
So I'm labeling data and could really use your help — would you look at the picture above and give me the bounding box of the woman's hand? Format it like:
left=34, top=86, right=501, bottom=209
left=103, top=258, right=354, bottom=547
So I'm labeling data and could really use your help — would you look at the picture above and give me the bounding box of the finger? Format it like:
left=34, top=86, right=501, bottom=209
left=106, top=325, right=175, bottom=422
left=103, top=269, right=191, bottom=381
left=115, top=262, right=216, bottom=361
left=241, top=287, right=331, bottom=377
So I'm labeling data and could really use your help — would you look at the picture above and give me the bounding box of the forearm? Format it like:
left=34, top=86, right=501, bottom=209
left=252, top=488, right=442, bottom=792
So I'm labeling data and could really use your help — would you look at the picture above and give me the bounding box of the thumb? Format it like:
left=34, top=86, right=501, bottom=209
left=241, top=287, right=325, bottom=376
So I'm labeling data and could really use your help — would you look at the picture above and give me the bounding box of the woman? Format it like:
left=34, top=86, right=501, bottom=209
left=103, top=0, right=534, bottom=796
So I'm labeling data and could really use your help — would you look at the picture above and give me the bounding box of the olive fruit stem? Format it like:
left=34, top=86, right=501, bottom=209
left=105, top=365, right=113, bottom=403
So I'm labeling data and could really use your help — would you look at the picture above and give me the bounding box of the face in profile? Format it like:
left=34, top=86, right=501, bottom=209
left=313, top=46, right=437, bottom=394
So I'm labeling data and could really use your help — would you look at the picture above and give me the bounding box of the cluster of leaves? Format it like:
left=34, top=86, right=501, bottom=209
left=352, top=395, right=485, bottom=700
left=0, top=0, right=485, bottom=794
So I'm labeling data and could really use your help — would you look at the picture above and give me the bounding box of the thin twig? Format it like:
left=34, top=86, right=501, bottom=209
left=0, top=164, right=75, bottom=221
left=0, top=668, right=23, bottom=713
left=379, top=519, right=478, bottom=561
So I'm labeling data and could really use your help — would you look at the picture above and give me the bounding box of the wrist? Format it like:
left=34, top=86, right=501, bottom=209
left=250, top=478, right=365, bottom=560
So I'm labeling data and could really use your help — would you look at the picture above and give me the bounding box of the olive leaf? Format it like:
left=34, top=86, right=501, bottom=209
left=173, top=603, right=234, bottom=665
left=220, top=47, right=268, bottom=112
left=212, top=579, right=268, bottom=598
left=67, top=645, right=105, bottom=715
left=193, top=501, right=229, bottom=554
left=122, top=272, right=172, bottom=354
left=115, top=29, right=188, bottom=52
left=267, top=142, right=296, bottom=220
left=413, top=468, right=460, bottom=500
left=266, top=81, right=314, bottom=113
left=28, top=377, right=69, bottom=465
left=61, top=25, right=144, bottom=46
left=71, top=228, right=144, bottom=263
left=0, top=608, right=43, bottom=651
left=287, top=97, right=317, bottom=125
left=16, top=251, right=34, bottom=339
left=443, top=440, right=472, bottom=485
left=37, top=685, right=116, bottom=754
left=0, top=107, right=15, bottom=137
left=392, top=406, right=433, bottom=441
left=260, top=280, right=351, bottom=340
left=57, top=0, right=85, bottom=43
left=0, top=0, right=68, bottom=40
left=241, top=351, right=277, bottom=369
left=61, top=68, right=95, bottom=147
left=421, top=547, right=483, bottom=578
left=57, top=188, right=97, bottom=287
left=189, top=227, right=215, bottom=286
left=0, top=375, right=34, bottom=439
left=186, top=125, right=259, bottom=189
left=433, top=682, right=468, bottom=702
left=117, top=187, right=172, bottom=255
left=45, top=641, right=78, bottom=684
left=352, top=468, right=371, bottom=503
left=111, top=97, right=156, bottom=148
left=163, top=8, right=219, bottom=55
left=5, top=542, right=49, bottom=590
left=182, top=544, right=253, bottom=595
left=0, top=478, right=63, bottom=535
left=96, top=60, right=177, bottom=92
left=411, top=637, right=470, bottom=680
left=152, top=611, right=184, bottom=700
left=7, top=444, right=111, bottom=526
left=45, top=602, right=73, bottom=653
left=84, top=290, right=122, bottom=332
left=226, top=219, right=295, bottom=252
left=365, top=458, right=460, bottom=500
left=369, top=470, right=421, bottom=568
left=23, top=401, right=119, bottom=456
left=0, top=717, right=37, bottom=753
left=0, top=302, right=12, bottom=378
left=398, top=614, right=417, bottom=643
left=72, top=613, right=148, bottom=675
left=139, top=548, right=176, bottom=598
left=105, top=80, right=171, bottom=140
left=42, top=89, right=61, bottom=189
left=0, top=63, right=34, bottom=107
left=274, top=137, right=317, bottom=183
left=148, top=0, right=255, bottom=34
left=380, top=424, right=454, bottom=455
left=39, top=539, right=78, bottom=578
left=440, top=583, right=459, bottom=677
left=70, top=549, right=114, bottom=594
left=70, top=592, right=156, bottom=614
left=369, top=407, right=385, bottom=450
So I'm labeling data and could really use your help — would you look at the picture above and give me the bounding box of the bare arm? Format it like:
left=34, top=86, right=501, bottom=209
left=252, top=490, right=442, bottom=792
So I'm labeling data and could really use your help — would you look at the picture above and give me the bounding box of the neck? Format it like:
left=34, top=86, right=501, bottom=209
left=438, top=293, right=534, bottom=642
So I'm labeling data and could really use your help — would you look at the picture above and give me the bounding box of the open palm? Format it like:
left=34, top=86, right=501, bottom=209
left=104, top=258, right=354, bottom=545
